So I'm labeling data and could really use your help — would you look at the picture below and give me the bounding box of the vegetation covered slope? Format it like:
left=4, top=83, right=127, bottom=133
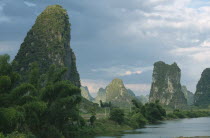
left=94, top=78, right=137, bottom=107
left=194, top=68, right=210, bottom=106
left=13, top=5, right=80, bottom=87
left=149, top=61, right=187, bottom=108
left=0, top=54, right=82, bottom=138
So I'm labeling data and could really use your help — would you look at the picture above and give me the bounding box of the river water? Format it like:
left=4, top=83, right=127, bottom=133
left=96, top=117, right=210, bottom=138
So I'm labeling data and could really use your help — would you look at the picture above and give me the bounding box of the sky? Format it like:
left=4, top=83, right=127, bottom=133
left=1, top=0, right=210, bottom=97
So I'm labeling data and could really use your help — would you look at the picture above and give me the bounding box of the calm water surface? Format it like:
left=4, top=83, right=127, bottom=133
left=96, top=117, right=210, bottom=138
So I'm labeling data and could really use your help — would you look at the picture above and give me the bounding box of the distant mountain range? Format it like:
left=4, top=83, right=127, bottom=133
left=81, top=61, right=199, bottom=109
left=81, top=78, right=149, bottom=107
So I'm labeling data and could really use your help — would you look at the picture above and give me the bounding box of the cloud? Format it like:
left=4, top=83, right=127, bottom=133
left=123, top=70, right=142, bottom=76
left=125, top=83, right=151, bottom=96
left=0, top=2, right=10, bottom=23
left=0, top=41, right=20, bottom=59
left=171, top=42, right=210, bottom=63
left=81, top=79, right=108, bottom=94
left=92, top=65, right=152, bottom=77
left=169, top=40, right=210, bottom=92
left=24, top=1, right=36, bottom=7
left=2, top=0, right=210, bottom=93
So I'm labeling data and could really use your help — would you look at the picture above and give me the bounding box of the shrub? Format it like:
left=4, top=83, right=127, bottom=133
left=130, top=113, right=147, bottom=128
left=39, top=126, right=64, bottom=138
left=90, top=115, right=96, bottom=126
left=144, top=103, right=166, bottom=123
left=167, top=113, right=177, bottom=119
left=109, top=108, right=124, bottom=124
left=0, top=132, right=4, bottom=138
left=6, top=131, right=35, bottom=138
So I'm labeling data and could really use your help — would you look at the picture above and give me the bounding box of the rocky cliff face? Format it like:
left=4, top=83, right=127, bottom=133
left=81, top=86, right=94, bottom=101
left=136, top=95, right=149, bottom=104
left=13, top=5, right=80, bottom=87
left=194, top=68, right=210, bottom=106
left=181, top=85, right=194, bottom=106
left=149, top=61, right=187, bottom=108
left=94, top=78, right=137, bottom=107
left=127, top=89, right=136, bottom=97
left=94, top=88, right=106, bottom=103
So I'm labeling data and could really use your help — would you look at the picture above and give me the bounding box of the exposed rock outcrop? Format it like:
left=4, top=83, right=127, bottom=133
left=94, top=88, right=106, bottom=103
left=181, top=85, right=194, bottom=106
left=149, top=61, right=187, bottom=108
left=93, top=78, right=137, bottom=107
left=13, top=5, right=80, bottom=87
left=127, top=89, right=136, bottom=97
left=194, top=68, right=210, bottom=106
left=81, top=86, right=94, bottom=101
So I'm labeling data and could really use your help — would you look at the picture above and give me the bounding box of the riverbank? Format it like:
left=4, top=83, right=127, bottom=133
left=92, top=117, right=210, bottom=138
left=71, top=119, right=132, bottom=137
left=176, top=131, right=210, bottom=138
left=78, top=110, right=210, bottom=137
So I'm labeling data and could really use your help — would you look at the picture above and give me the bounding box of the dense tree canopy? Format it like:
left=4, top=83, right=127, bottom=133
left=0, top=54, right=82, bottom=138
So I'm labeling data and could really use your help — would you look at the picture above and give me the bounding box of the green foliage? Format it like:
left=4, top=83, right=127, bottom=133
left=0, top=76, right=11, bottom=94
left=46, top=65, right=68, bottom=84
left=11, top=83, right=37, bottom=106
left=173, top=109, right=187, bottom=118
left=0, top=132, right=4, bottom=138
left=90, top=115, right=96, bottom=126
left=100, top=100, right=111, bottom=108
left=12, top=4, right=80, bottom=87
left=166, top=113, right=178, bottom=119
left=131, top=99, right=166, bottom=123
left=0, top=54, right=82, bottom=137
left=144, top=102, right=166, bottom=123
left=0, top=54, right=12, bottom=76
left=130, top=113, right=147, bottom=128
left=41, top=81, right=81, bottom=105
left=132, top=99, right=143, bottom=109
left=167, top=109, right=210, bottom=119
left=5, top=131, right=35, bottom=138
left=29, top=62, right=39, bottom=88
left=23, top=101, right=47, bottom=132
left=0, top=54, right=20, bottom=93
left=0, top=108, right=24, bottom=133
left=39, top=126, right=64, bottom=138
left=109, top=108, right=124, bottom=124
left=194, top=68, right=210, bottom=106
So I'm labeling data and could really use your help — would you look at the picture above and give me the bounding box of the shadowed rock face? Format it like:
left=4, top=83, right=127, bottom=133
left=182, top=85, right=194, bottom=106
left=94, top=88, right=106, bottom=103
left=149, top=61, right=187, bottom=108
left=13, top=5, right=80, bottom=87
left=81, top=86, right=94, bottom=101
left=194, top=68, right=210, bottom=106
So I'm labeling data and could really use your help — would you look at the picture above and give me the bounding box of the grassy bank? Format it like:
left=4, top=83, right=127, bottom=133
left=89, top=119, right=132, bottom=135
left=64, top=119, right=132, bottom=138
left=166, top=110, right=210, bottom=119
left=79, top=109, right=210, bottom=137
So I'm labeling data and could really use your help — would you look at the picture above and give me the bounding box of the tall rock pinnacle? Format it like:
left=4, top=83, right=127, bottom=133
left=13, top=5, right=80, bottom=87
left=149, top=61, right=187, bottom=108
